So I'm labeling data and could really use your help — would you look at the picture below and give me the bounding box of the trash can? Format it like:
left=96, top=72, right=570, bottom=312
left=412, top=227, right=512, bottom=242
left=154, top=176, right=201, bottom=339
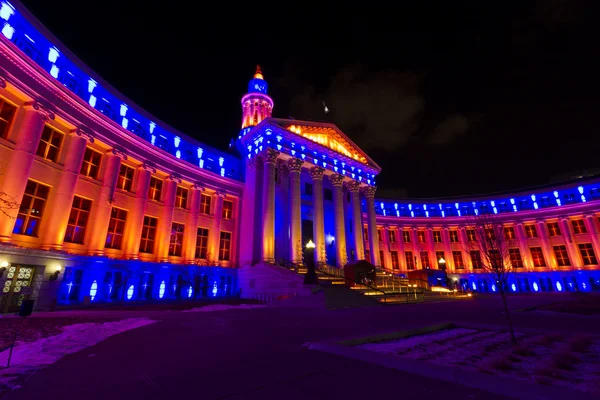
left=18, top=299, right=35, bottom=317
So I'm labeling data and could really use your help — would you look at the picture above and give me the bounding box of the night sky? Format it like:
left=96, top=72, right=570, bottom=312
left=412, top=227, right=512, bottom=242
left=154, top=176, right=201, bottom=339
left=19, top=0, right=598, bottom=198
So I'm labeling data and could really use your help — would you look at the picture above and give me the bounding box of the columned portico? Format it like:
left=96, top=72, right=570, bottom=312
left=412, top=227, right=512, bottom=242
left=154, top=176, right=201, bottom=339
left=347, top=181, right=364, bottom=260
left=363, top=186, right=380, bottom=266
left=261, top=148, right=280, bottom=263
left=287, top=157, right=303, bottom=264
left=330, top=173, right=347, bottom=267
left=310, top=166, right=326, bottom=264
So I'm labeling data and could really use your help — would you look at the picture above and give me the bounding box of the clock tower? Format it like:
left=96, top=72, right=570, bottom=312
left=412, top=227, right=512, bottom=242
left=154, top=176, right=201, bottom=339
left=241, top=66, right=274, bottom=129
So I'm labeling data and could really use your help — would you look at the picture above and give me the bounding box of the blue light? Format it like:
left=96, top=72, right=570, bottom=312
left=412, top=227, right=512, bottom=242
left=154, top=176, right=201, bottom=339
left=553, top=191, right=559, bottom=198
left=175, top=150, right=181, bottom=159
left=277, top=144, right=282, bottom=151
left=291, top=150, right=296, bottom=156
left=408, top=204, right=412, bottom=210
left=89, top=280, right=98, bottom=301
left=394, top=203, right=398, bottom=210
left=159, top=281, right=166, bottom=298
left=510, top=198, right=515, bottom=205
left=578, top=186, right=584, bottom=194
left=127, top=285, right=134, bottom=300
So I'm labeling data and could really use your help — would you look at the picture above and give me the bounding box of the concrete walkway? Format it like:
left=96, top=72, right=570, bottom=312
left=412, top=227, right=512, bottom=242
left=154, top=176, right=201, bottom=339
left=5, top=293, right=598, bottom=400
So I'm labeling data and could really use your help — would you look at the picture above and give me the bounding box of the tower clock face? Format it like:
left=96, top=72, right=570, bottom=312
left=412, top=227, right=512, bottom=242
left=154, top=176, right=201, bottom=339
left=254, top=83, right=266, bottom=93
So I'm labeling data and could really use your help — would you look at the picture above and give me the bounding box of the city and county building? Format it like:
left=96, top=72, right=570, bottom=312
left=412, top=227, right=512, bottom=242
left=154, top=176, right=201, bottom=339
left=0, top=1, right=599, bottom=312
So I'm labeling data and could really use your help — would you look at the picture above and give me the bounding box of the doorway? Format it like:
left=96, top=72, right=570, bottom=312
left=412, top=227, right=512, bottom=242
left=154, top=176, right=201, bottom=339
left=1, top=265, right=35, bottom=313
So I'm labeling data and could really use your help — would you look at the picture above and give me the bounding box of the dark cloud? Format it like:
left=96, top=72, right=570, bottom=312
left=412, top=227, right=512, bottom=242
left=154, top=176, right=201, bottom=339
left=428, top=114, right=470, bottom=146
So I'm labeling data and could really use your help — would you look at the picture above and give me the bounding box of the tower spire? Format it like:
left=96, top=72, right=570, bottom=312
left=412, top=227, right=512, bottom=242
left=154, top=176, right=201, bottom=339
left=254, top=65, right=264, bottom=80
left=240, top=66, right=274, bottom=129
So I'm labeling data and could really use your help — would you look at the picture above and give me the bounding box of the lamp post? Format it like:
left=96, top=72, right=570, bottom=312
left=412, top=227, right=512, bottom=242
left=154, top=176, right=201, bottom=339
left=438, top=257, right=446, bottom=271
left=304, top=240, right=318, bottom=284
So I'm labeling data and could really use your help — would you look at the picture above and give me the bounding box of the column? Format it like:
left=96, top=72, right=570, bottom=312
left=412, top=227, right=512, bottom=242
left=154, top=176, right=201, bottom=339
left=458, top=227, right=471, bottom=272
left=309, top=166, right=326, bottom=264
left=155, top=175, right=179, bottom=262
left=559, top=217, right=583, bottom=268
left=396, top=225, right=406, bottom=271
left=347, top=181, right=364, bottom=260
left=239, top=158, right=259, bottom=266
left=87, top=149, right=125, bottom=255
left=261, top=148, right=279, bottom=263
left=583, top=214, right=600, bottom=262
left=362, top=186, right=380, bottom=266
left=287, top=157, right=303, bottom=264
left=41, top=128, right=91, bottom=249
left=426, top=227, right=436, bottom=267
left=537, top=220, right=556, bottom=269
left=122, top=163, right=154, bottom=259
left=441, top=228, right=454, bottom=272
left=514, top=223, right=533, bottom=270
left=182, top=184, right=202, bottom=262
left=209, top=190, right=224, bottom=263
left=0, top=102, right=53, bottom=242
left=382, top=226, right=392, bottom=269
left=330, top=173, right=348, bottom=268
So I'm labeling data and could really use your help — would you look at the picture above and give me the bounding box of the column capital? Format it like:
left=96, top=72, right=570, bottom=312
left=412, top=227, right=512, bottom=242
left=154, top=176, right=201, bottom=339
left=108, top=146, right=128, bottom=160
left=309, top=166, right=325, bottom=180
left=71, top=126, right=95, bottom=143
left=215, top=189, right=226, bottom=198
left=141, top=161, right=157, bottom=173
left=287, top=157, right=304, bottom=173
left=167, top=173, right=182, bottom=183
left=261, top=148, right=280, bottom=164
left=361, top=185, right=377, bottom=198
left=24, top=100, right=55, bottom=121
left=247, top=157, right=258, bottom=171
left=584, top=213, right=596, bottom=219
left=0, top=76, right=6, bottom=89
left=193, top=182, right=206, bottom=191
left=329, top=173, right=345, bottom=187
left=346, top=180, right=361, bottom=192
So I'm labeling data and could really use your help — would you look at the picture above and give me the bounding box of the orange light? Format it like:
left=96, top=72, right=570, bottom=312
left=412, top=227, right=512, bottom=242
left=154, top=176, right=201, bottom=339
left=286, top=125, right=368, bottom=164
left=254, top=65, right=264, bottom=80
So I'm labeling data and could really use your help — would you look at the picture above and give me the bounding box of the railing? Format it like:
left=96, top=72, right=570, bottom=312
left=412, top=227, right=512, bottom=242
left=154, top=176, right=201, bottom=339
left=315, top=265, right=391, bottom=303
left=253, top=293, right=297, bottom=303
left=0, top=330, right=17, bottom=369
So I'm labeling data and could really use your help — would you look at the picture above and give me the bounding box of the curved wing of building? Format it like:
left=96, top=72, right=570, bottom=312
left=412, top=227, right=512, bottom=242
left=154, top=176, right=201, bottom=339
left=0, top=0, right=598, bottom=312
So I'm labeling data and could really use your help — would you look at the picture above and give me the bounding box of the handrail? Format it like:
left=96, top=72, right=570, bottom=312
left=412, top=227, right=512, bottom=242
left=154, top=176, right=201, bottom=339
left=0, top=330, right=17, bottom=369
left=314, top=264, right=391, bottom=303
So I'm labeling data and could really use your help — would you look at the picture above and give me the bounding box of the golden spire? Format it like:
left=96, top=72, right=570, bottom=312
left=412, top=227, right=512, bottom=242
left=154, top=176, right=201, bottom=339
left=254, top=65, right=264, bottom=80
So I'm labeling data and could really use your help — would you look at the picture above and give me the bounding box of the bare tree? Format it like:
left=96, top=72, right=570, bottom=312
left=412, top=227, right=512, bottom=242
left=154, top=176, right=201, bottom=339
left=0, top=189, right=19, bottom=218
left=464, top=213, right=518, bottom=344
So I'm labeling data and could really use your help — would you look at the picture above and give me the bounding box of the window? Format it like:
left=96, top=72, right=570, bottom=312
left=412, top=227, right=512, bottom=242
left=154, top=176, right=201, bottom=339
left=530, top=247, right=546, bottom=267
left=304, top=183, right=313, bottom=195
left=169, top=223, right=185, bottom=256
left=449, top=230, right=459, bottom=243
left=377, top=228, right=382, bottom=242
left=324, top=188, right=332, bottom=201
left=467, top=229, right=476, bottom=241
left=571, top=219, right=586, bottom=234
left=504, top=226, right=516, bottom=240
left=452, top=251, right=464, bottom=269
left=117, top=165, right=134, bottom=192
left=80, top=148, right=102, bottom=179
left=13, top=180, right=50, bottom=236
left=200, top=193, right=211, bottom=214
left=470, top=250, right=482, bottom=269
left=219, top=231, right=232, bottom=261
left=490, top=250, right=502, bottom=267
left=363, top=227, right=369, bottom=241
left=64, top=196, right=92, bottom=244
left=195, top=228, right=209, bottom=259
left=547, top=222, right=561, bottom=236
left=175, top=186, right=188, bottom=209
left=420, top=251, right=430, bottom=268
left=433, top=230, right=442, bottom=243
left=578, top=243, right=597, bottom=265
left=36, top=126, right=63, bottom=162
left=553, top=245, right=570, bottom=267
left=405, top=251, right=415, bottom=270
left=148, top=177, right=162, bottom=201
left=509, top=248, right=524, bottom=268
left=525, top=225, right=538, bottom=238
left=105, top=207, right=127, bottom=249
left=0, top=98, right=16, bottom=139
left=485, top=229, right=495, bottom=240
left=379, top=250, right=385, bottom=267
left=391, top=251, right=399, bottom=269
left=417, top=230, right=426, bottom=243
left=436, top=251, right=445, bottom=269
left=388, top=230, right=396, bottom=243
left=403, top=230, right=411, bottom=243
left=222, top=200, right=233, bottom=219
left=139, top=216, right=158, bottom=254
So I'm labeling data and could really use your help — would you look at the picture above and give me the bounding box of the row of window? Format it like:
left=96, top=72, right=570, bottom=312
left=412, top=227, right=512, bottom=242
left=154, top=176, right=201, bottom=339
left=371, top=243, right=599, bottom=270
left=366, top=219, right=593, bottom=244
left=15, top=180, right=232, bottom=260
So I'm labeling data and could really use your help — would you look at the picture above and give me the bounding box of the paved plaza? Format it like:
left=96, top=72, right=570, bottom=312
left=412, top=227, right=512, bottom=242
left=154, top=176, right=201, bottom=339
left=3, top=293, right=598, bottom=400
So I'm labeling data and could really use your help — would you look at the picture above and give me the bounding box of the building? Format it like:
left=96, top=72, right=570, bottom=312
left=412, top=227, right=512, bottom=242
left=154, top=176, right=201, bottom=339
left=0, top=1, right=599, bottom=312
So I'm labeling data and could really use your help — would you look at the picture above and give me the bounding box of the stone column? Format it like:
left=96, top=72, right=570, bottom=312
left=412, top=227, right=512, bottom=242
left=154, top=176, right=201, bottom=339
left=309, top=166, right=326, bottom=264
left=347, top=181, right=364, bottom=260
left=382, top=225, right=392, bottom=269
left=559, top=217, right=583, bottom=267
left=87, top=149, right=126, bottom=255
left=330, top=173, right=347, bottom=268
left=261, top=148, right=279, bottom=263
left=0, top=102, right=53, bottom=242
left=239, top=158, right=259, bottom=266
left=362, top=186, right=380, bottom=266
left=441, top=228, right=454, bottom=272
left=122, top=163, right=154, bottom=259
left=209, top=190, right=225, bottom=263
left=537, top=220, right=556, bottom=269
left=41, top=128, right=92, bottom=249
left=287, top=157, right=304, bottom=264
left=515, top=223, right=534, bottom=270
left=458, top=227, right=471, bottom=272
left=426, top=227, right=436, bottom=266
left=155, top=175, right=179, bottom=262
left=583, top=214, right=600, bottom=262
left=182, top=184, right=203, bottom=263
left=396, top=225, right=406, bottom=271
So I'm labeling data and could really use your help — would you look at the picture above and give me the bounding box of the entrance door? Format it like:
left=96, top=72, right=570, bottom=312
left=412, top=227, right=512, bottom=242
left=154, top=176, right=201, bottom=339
left=2, top=265, right=35, bottom=313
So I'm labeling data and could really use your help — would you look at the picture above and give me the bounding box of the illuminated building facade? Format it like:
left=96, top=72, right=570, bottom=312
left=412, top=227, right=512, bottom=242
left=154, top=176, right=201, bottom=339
left=0, top=1, right=599, bottom=312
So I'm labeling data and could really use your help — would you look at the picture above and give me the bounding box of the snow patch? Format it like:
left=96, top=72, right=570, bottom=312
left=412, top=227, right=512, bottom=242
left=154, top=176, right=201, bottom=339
left=182, top=304, right=267, bottom=312
left=0, top=318, right=155, bottom=390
